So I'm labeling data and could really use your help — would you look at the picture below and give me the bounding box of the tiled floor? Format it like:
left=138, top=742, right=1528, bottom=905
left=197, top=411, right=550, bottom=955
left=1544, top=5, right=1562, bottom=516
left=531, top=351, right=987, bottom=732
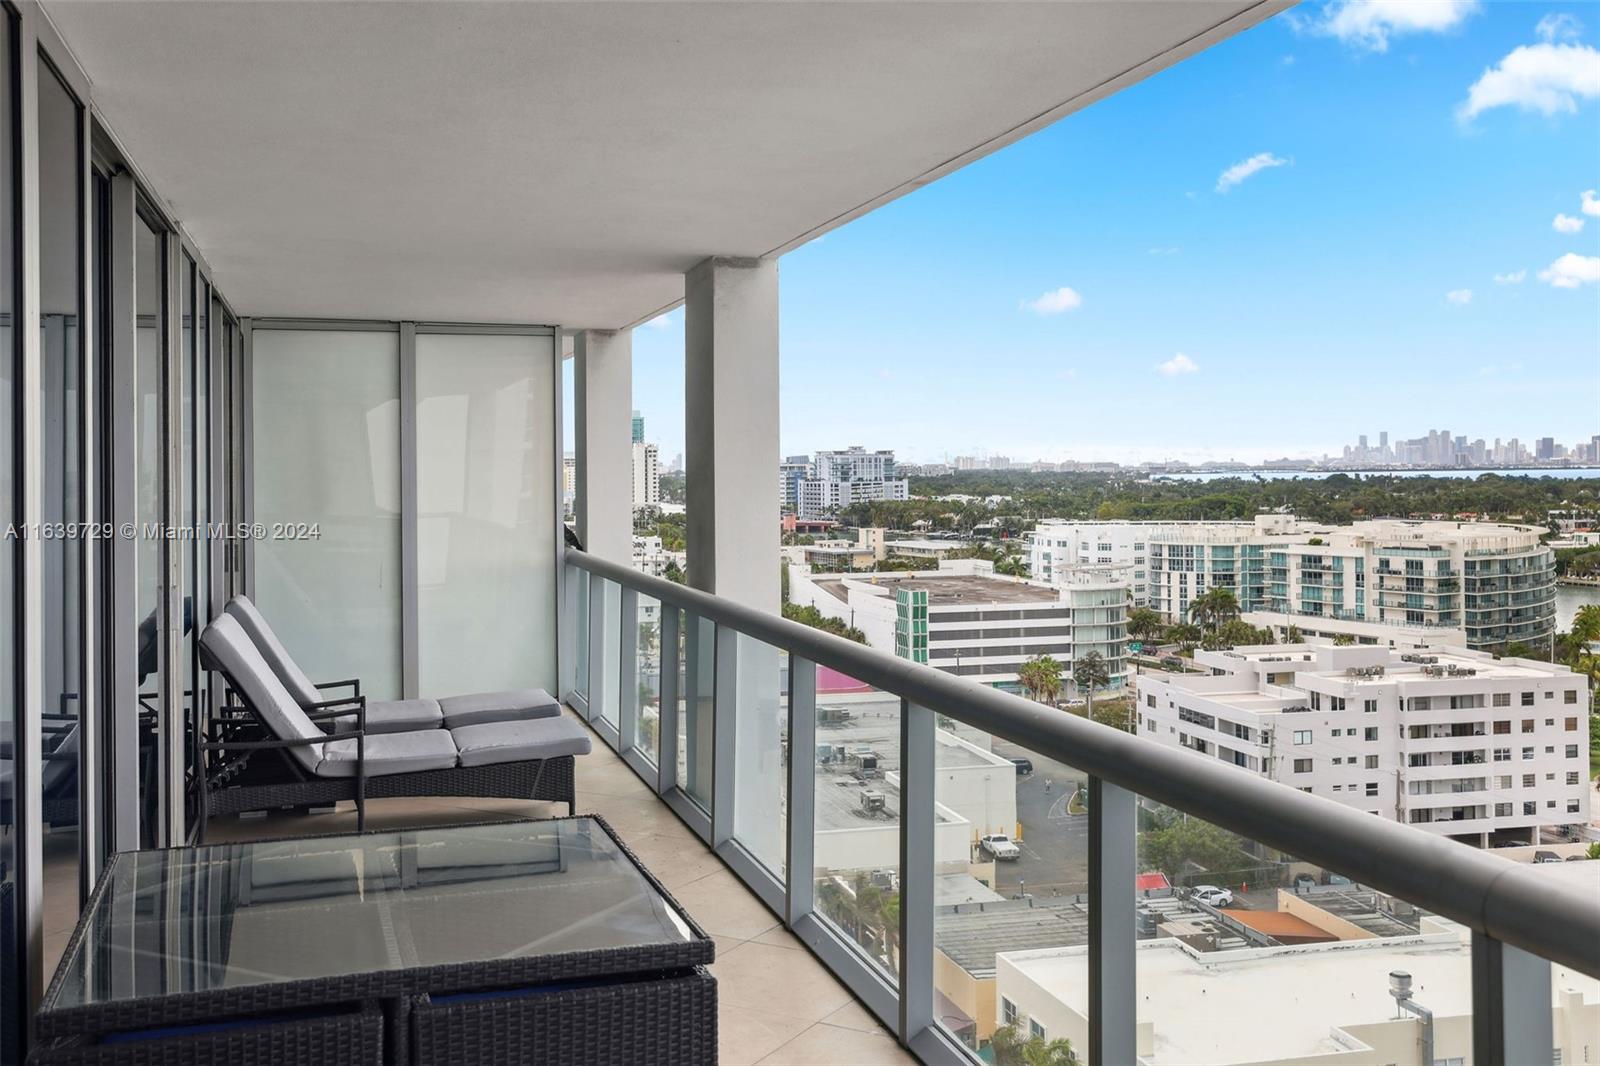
left=45, top=709, right=916, bottom=1065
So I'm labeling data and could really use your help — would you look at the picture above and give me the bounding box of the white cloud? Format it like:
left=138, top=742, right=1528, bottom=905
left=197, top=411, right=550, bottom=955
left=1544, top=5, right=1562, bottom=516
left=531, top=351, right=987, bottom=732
left=1215, top=152, right=1289, bottom=193
left=1554, top=212, right=1586, bottom=233
left=1582, top=189, right=1600, bottom=217
left=1536, top=12, right=1583, bottom=43
left=1493, top=269, right=1527, bottom=284
left=1538, top=252, right=1600, bottom=287
left=1445, top=288, right=1473, bottom=305
left=1457, top=42, right=1600, bottom=122
left=1022, top=286, right=1083, bottom=314
left=1157, top=353, right=1199, bottom=376
left=1302, top=0, right=1479, bottom=52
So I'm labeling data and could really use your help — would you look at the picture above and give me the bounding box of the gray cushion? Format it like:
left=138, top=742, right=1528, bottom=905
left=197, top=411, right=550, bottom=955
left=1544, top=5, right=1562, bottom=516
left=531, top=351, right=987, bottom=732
left=317, top=729, right=460, bottom=778
left=330, top=699, right=444, bottom=736
left=438, top=688, right=561, bottom=728
left=201, top=614, right=326, bottom=773
left=450, top=716, right=591, bottom=768
left=225, top=595, right=324, bottom=709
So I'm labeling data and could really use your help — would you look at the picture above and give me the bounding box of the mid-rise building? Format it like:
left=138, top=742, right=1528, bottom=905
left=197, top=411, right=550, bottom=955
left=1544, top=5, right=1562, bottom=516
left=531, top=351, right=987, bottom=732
left=1135, top=643, right=1590, bottom=846
left=779, top=454, right=812, bottom=511
left=1144, top=517, right=1556, bottom=653
left=631, top=440, right=660, bottom=512
left=796, top=446, right=909, bottom=518
left=1028, top=520, right=1259, bottom=605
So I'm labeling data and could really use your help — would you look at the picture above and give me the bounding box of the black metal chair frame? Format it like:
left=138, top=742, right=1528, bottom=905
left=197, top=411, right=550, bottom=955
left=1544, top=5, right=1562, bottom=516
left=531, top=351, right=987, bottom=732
left=195, top=646, right=578, bottom=842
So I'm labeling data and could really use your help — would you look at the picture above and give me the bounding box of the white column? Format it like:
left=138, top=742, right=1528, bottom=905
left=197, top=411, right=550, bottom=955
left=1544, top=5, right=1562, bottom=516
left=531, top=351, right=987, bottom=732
left=684, top=257, right=780, bottom=611
left=573, top=329, right=633, bottom=564
left=685, top=257, right=783, bottom=867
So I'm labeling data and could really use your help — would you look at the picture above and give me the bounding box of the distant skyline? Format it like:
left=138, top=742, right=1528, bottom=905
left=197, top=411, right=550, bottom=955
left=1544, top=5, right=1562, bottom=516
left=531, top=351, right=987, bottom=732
left=629, top=1, right=1600, bottom=466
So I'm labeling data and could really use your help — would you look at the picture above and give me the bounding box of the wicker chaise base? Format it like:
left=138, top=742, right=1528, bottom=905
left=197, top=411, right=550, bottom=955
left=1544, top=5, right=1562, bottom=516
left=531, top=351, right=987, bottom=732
left=200, top=755, right=577, bottom=839
left=29, top=1004, right=385, bottom=1066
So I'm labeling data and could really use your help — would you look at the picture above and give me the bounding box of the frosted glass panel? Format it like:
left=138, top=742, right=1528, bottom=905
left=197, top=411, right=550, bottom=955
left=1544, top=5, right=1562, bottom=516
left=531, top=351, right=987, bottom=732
left=252, top=330, right=401, bottom=698
left=417, top=333, right=555, bottom=696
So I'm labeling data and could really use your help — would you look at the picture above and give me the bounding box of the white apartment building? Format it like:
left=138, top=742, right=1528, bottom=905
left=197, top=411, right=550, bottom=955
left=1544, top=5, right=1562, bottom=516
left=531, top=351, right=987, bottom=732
left=630, top=440, right=660, bottom=512
left=1028, top=520, right=1258, bottom=605
left=1135, top=644, right=1590, bottom=846
left=630, top=534, right=682, bottom=580
left=790, top=565, right=1128, bottom=694
left=795, top=446, right=910, bottom=518
left=1143, top=517, right=1557, bottom=653
left=779, top=455, right=811, bottom=511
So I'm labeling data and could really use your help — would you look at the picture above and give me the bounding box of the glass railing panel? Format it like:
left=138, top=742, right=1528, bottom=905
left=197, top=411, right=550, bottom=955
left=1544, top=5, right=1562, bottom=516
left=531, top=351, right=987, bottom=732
left=730, top=633, right=788, bottom=880
left=594, top=577, right=621, bottom=727
left=678, top=611, right=715, bottom=811
left=631, top=594, right=661, bottom=766
left=1123, top=801, right=1484, bottom=1066
left=812, top=667, right=901, bottom=981
left=572, top=566, right=590, bottom=705
left=930, top=726, right=1089, bottom=1061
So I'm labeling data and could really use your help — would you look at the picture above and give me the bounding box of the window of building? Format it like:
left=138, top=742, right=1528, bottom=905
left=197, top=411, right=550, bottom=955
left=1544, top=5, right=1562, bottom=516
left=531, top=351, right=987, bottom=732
left=1565, top=690, right=1579, bottom=705
left=1363, top=699, right=1378, bottom=713
left=1568, top=772, right=1581, bottom=786
left=1521, top=720, right=1534, bottom=733
left=1364, top=727, right=1378, bottom=741
left=1310, top=692, right=1321, bottom=711
left=1565, top=717, right=1579, bottom=731
left=1523, top=801, right=1537, bottom=816
left=1523, top=774, right=1536, bottom=788
left=1411, top=696, right=1431, bottom=711
left=1520, top=691, right=1534, bottom=706
left=1330, top=696, right=1346, bottom=711
left=1493, top=721, right=1510, bottom=734
left=1495, top=803, right=1512, bottom=817
left=1496, top=775, right=1512, bottom=789
left=1566, top=744, right=1580, bottom=759
left=1365, top=782, right=1378, bottom=796
left=1568, top=800, right=1581, bottom=814
left=1492, top=692, right=1510, bottom=707
left=1001, top=998, right=1017, bottom=1026
left=1522, top=747, right=1534, bottom=760
left=1293, top=730, right=1312, bottom=745
left=1365, top=755, right=1379, bottom=769
left=1146, top=694, right=1155, bottom=708
left=1029, top=1019, right=1046, bottom=1040
left=1293, top=758, right=1313, bottom=773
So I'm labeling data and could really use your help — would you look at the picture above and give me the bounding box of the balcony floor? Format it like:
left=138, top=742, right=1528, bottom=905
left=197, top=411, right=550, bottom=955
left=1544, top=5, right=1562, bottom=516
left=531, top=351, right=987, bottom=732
left=45, top=709, right=913, bottom=1065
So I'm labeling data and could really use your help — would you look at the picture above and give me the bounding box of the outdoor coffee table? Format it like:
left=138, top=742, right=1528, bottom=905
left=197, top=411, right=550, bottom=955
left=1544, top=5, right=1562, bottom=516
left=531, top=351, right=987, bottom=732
left=32, top=816, right=715, bottom=1065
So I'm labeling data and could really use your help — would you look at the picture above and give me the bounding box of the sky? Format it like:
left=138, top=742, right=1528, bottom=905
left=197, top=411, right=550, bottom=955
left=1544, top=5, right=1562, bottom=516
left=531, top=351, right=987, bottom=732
left=628, top=0, right=1600, bottom=468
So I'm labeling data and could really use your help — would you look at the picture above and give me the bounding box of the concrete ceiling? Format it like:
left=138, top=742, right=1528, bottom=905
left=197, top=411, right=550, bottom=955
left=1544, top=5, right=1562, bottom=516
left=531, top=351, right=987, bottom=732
left=45, top=1, right=1282, bottom=328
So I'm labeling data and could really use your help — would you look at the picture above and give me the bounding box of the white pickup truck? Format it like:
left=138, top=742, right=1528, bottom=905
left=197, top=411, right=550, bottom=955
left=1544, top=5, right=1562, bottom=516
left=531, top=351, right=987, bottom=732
left=979, top=833, right=1021, bottom=861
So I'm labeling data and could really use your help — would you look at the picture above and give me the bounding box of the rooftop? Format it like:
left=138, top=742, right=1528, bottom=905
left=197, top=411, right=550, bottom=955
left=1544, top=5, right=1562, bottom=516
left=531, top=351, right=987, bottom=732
left=935, top=898, right=1089, bottom=978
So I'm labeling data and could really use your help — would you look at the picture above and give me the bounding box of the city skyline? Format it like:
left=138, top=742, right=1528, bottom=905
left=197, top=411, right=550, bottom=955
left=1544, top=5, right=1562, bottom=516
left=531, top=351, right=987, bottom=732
left=629, top=3, right=1600, bottom=466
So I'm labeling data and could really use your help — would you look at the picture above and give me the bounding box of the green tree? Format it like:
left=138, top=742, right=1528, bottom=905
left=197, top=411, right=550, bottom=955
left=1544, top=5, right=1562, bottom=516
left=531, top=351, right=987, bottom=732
left=1127, top=607, right=1165, bottom=644
left=1566, top=605, right=1600, bottom=668
left=1073, top=651, right=1111, bottom=717
left=663, top=559, right=686, bottom=584
left=1188, top=588, right=1241, bottom=632
left=1332, top=633, right=1356, bottom=647
left=1088, top=698, right=1135, bottom=733
left=1139, top=816, right=1243, bottom=882
left=1018, top=655, right=1064, bottom=706
left=781, top=602, right=867, bottom=643
left=1167, top=622, right=1203, bottom=653
left=994, top=555, right=1029, bottom=578
left=1586, top=842, right=1600, bottom=860
left=989, top=1024, right=1079, bottom=1066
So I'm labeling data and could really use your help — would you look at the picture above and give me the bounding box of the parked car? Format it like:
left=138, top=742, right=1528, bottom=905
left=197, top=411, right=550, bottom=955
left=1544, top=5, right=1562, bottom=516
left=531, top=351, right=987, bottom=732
left=1292, top=873, right=1317, bottom=891
left=1009, top=757, right=1034, bottom=776
left=979, top=833, right=1021, bottom=861
left=1191, top=885, right=1234, bottom=908
left=1533, top=851, right=1563, bottom=864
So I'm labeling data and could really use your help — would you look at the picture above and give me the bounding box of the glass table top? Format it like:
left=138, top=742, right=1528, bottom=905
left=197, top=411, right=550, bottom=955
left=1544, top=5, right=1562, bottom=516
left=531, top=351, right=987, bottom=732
left=44, top=817, right=696, bottom=1011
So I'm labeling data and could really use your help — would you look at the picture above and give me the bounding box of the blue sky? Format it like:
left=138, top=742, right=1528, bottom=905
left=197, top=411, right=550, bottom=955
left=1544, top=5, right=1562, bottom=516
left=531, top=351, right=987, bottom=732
left=631, top=1, right=1600, bottom=467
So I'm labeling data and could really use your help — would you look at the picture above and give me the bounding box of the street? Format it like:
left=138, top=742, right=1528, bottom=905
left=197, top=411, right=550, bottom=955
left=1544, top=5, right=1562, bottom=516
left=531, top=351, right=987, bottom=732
left=988, top=737, right=1091, bottom=897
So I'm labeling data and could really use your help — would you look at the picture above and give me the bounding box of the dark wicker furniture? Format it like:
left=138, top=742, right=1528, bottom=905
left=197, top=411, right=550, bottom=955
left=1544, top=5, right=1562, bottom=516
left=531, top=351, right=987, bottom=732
left=32, top=816, right=717, bottom=1065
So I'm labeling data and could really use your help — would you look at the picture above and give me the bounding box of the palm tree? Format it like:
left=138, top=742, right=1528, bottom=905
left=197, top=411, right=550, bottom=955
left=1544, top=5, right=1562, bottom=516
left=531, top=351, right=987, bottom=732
left=1167, top=622, right=1202, bottom=653
left=1332, top=633, right=1355, bottom=647
left=995, top=555, right=1028, bottom=578
left=1018, top=655, right=1064, bottom=706
left=1567, top=605, right=1600, bottom=668
left=1074, top=651, right=1111, bottom=718
left=989, top=1025, right=1079, bottom=1066
left=1188, top=588, right=1241, bottom=632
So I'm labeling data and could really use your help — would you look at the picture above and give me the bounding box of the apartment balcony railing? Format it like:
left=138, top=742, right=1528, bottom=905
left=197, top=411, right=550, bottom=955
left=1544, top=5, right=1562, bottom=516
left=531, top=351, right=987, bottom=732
left=562, top=547, right=1597, bottom=1065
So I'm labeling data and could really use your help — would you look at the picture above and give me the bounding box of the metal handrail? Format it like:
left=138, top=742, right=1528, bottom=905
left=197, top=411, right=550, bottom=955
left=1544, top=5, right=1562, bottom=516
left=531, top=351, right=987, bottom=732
left=568, top=548, right=1600, bottom=978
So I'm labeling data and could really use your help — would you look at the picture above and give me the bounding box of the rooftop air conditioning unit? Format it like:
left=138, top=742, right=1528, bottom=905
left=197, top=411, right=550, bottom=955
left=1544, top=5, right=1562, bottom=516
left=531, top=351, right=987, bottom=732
left=860, top=791, right=886, bottom=814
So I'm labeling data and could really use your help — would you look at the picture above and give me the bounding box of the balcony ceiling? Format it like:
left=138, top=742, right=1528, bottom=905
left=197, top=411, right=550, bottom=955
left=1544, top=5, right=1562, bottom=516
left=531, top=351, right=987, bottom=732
left=45, top=0, right=1282, bottom=328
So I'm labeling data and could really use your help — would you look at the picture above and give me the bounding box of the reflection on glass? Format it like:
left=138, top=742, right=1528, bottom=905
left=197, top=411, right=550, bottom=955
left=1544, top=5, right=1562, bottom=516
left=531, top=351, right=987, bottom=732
left=415, top=333, right=556, bottom=696
left=931, top=729, right=1085, bottom=1058
left=731, top=634, right=786, bottom=878
left=597, top=579, right=620, bottom=726
left=39, top=61, right=85, bottom=937
left=0, top=12, right=17, bottom=1058
left=812, top=668, right=900, bottom=979
left=632, top=594, right=660, bottom=763
left=134, top=214, right=165, bottom=847
left=191, top=277, right=210, bottom=757
left=179, top=256, right=196, bottom=827
left=678, top=613, right=714, bottom=809
left=252, top=330, right=401, bottom=697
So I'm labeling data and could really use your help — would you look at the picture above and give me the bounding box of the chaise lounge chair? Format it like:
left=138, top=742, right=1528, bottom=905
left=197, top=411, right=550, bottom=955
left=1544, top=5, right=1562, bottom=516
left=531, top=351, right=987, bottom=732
left=196, top=614, right=591, bottom=841
left=224, top=594, right=562, bottom=735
